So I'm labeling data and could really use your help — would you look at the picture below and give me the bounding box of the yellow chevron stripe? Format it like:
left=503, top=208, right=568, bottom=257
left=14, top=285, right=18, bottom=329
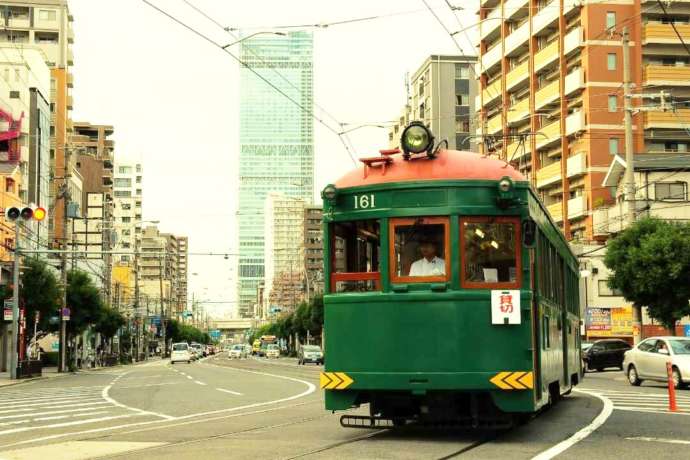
left=505, top=372, right=527, bottom=390
left=334, top=372, right=353, bottom=390
left=490, top=371, right=513, bottom=390
left=517, top=372, right=534, bottom=389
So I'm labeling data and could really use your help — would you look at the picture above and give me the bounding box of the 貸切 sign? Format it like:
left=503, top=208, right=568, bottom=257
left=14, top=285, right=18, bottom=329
left=491, top=290, right=521, bottom=325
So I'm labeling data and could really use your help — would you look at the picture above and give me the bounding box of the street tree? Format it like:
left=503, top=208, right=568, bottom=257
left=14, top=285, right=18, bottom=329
left=95, top=307, right=125, bottom=341
left=604, top=217, right=690, bottom=332
left=66, top=270, right=104, bottom=336
left=18, top=257, right=61, bottom=335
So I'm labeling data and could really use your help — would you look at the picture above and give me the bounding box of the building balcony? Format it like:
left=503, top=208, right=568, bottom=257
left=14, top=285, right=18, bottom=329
left=67, top=49, right=74, bottom=66
left=568, top=195, right=587, bottom=220
left=487, top=112, right=503, bottom=135
left=533, top=2, right=559, bottom=36
left=536, top=161, right=562, bottom=189
left=506, top=60, right=529, bottom=91
left=8, top=17, right=30, bottom=28
left=547, top=201, right=563, bottom=222
left=566, top=151, right=586, bottom=178
left=67, top=73, right=74, bottom=89
left=535, top=80, right=559, bottom=110
left=507, top=97, right=530, bottom=125
left=645, top=109, right=690, bottom=129
left=564, top=67, right=584, bottom=95
left=536, top=120, right=561, bottom=149
left=67, top=95, right=73, bottom=110
left=68, top=28, right=75, bottom=44
left=482, top=42, right=502, bottom=72
left=505, top=0, right=529, bottom=20
left=643, top=22, right=690, bottom=45
left=643, top=64, right=690, bottom=87
left=505, top=21, right=530, bottom=56
left=565, top=111, right=585, bottom=136
left=483, top=78, right=502, bottom=105
left=564, top=27, right=583, bottom=56
left=592, top=207, right=609, bottom=236
left=534, top=40, right=559, bottom=73
left=480, top=6, right=502, bottom=40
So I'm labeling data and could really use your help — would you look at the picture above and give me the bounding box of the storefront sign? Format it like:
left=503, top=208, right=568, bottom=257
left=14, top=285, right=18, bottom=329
left=586, top=306, right=633, bottom=337
left=3, top=307, right=12, bottom=322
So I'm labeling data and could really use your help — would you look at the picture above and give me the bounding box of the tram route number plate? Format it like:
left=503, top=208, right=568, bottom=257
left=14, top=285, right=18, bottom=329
left=491, top=290, right=520, bottom=325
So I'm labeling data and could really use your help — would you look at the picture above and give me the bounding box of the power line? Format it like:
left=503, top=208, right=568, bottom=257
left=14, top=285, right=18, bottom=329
left=142, top=0, right=357, bottom=165
left=655, top=0, right=690, bottom=57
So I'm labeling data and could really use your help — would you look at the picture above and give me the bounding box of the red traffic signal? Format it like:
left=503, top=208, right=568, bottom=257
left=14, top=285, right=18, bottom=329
left=4, top=207, right=48, bottom=222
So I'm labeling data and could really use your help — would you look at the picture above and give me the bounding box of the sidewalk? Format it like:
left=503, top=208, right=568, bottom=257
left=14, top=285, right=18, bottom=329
left=0, top=366, right=60, bottom=387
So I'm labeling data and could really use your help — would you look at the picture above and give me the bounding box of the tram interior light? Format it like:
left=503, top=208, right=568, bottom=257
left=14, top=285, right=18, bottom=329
left=490, top=240, right=499, bottom=249
left=400, top=122, right=435, bottom=159
left=474, top=228, right=485, bottom=238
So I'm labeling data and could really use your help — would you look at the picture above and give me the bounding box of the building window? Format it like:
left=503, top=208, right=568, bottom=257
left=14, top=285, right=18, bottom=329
left=656, top=182, right=687, bottom=201
left=607, top=53, right=617, bottom=70
left=609, top=138, right=619, bottom=155
left=114, top=190, right=131, bottom=198
left=136, top=176, right=142, bottom=183
left=9, top=90, right=19, bottom=99
left=598, top=280, right=623, bottom=296
left=114, top=178, right=131, bottom=187
left=38, top=9, right=57, bottom=21
left=122, top=217, right=131, bottom=223
left=606, top=12, right=616, bottom=30
left=118, top=166, right=132, bottom=174
left=608, top=95, right=617, bottom=112
left=456, top=94, right=468, bottom=106
left=455, top=64, right=469, bottom=79
left=456, top=117, right=470, bottom=133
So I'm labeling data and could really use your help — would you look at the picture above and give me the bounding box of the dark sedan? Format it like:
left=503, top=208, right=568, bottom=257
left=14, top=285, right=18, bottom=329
left=582, top=339, right=632, bottom=372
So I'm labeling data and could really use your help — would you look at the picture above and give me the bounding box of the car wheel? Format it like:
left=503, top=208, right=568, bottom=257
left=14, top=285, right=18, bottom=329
left=672, top=367, right=683, bottom=389
left=596, top=368, right=604, bottom=372
left=627, top=365, right=642, bottom=386
left=187, top=360, right=191, bottom=364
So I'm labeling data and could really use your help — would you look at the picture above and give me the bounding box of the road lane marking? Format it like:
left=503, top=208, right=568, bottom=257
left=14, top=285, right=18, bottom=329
left=0, top=414, right=142, bottom=436
left=216, top=388, right=243, bottom=396
left=34, top=411, right=110, bottom=422
left=193, top=381, right=206, bottom=386
left=0, top=405, right=112, bottom=421
left=532, top=389, right=613, bottom=460
left=0, top=399, right=105, bottom=410
left=186, top=375, right=193, bottom=380
left=103, top=372, right=175, bottom=421
left=0, top=441, right=167, bottom=460
left=626, top=436, right=690, bottom=445
left=0, top=394, right=103, bottom=406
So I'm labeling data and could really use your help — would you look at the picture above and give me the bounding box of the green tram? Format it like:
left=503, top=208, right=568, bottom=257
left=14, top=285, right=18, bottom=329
left=320, top=123, right=581, bottom=428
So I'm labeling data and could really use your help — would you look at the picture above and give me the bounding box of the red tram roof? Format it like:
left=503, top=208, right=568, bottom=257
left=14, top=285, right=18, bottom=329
left=334, top=149, right=527, bottom=189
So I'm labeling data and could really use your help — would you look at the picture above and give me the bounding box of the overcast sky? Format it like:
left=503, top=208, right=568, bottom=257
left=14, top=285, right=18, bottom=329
left=69, top=0, right=479, bottom=318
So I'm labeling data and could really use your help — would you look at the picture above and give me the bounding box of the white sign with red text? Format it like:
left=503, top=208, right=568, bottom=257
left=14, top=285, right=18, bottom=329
left=491, top=290, right=521, bottom=325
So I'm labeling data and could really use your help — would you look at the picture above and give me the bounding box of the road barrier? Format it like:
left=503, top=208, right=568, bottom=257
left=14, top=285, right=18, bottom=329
left=667, top=362, right=678, bottom=412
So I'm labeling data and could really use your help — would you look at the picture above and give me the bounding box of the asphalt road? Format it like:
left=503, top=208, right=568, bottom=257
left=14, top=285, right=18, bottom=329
left=0, top=356, right=686, bottom=459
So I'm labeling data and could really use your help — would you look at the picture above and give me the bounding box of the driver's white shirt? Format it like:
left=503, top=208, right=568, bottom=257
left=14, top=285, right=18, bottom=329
left=409, top=257, right=445, bottom=276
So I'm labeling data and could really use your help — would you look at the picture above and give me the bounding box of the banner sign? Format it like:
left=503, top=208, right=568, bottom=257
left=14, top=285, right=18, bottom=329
left=586, top=306, right=633, bottom=337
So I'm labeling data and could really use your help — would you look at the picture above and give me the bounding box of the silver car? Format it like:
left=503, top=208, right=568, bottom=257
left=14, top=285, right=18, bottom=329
left=623, top=336, right=690, bottom=388
left=228, top=344, right=248, bottom=359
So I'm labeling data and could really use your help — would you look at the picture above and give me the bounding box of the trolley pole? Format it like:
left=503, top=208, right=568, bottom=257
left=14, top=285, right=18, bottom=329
left=10, top=221, right=20, bottom=379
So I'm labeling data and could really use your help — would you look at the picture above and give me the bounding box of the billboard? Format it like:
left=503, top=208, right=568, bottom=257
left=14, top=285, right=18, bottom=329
left=586, top=306, right=633, bottom=337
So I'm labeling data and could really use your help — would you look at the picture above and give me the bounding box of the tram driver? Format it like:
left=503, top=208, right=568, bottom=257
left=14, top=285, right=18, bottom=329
left=409, top=236, right=445, bottom=277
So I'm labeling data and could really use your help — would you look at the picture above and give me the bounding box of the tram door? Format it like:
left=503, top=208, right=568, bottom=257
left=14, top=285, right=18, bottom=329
left=530, top=246, right=542, bottom=401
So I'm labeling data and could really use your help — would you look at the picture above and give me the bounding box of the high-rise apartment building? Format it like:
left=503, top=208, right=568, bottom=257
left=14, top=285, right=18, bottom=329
left=174, top=236, right=188, bottom=318
left=112, top=161, right=143, bottom=265
left=476, top=0, right=690, bottom=241
left=237, top=31, right=314, bottom=318
left=263, top=193, right=305, bottom=318
left=0, top=0, right=76, bottom=246
left=389, top=55, right=478, bottom=151
left=303, top=205, right=324, bottom=300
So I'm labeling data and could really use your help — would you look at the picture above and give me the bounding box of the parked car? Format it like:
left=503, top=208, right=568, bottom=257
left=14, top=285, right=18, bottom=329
left=582, top=339, right=631, bottom=372
left=298, top=345, right=324, bottom=365
left=624, top=337, right=690, bottom=389
left=265, top=344, right=280, bottom=359
left=170, top=342, right=191, bottom=364
left=228, top=344, right=248, bottom=359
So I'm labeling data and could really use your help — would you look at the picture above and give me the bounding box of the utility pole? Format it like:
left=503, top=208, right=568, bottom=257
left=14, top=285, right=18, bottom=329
left=133, top=236, right=140, bottom=361
left=10, top=221, right=20, bottom=379
left=622, top=26, right=635, bottom=227
left=58, top=146, right=71, bottom=373
left=158, top=254, right=166, bottom=357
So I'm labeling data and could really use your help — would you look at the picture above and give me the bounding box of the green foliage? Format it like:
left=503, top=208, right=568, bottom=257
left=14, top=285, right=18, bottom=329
left=95, top=308, right=126, bottom=339
left=19, top=258, right=62, bottom=334
left=66, top=270, right=104, bottom=335
left=250, top=294, right=324, bottom=344
left=166, top=319, right=211, bottom=344
left=604, top=217, right=690, bottom=331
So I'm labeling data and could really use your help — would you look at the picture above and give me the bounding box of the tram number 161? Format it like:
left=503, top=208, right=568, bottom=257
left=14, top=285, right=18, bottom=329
left=353, top=194, right=376, bottom=209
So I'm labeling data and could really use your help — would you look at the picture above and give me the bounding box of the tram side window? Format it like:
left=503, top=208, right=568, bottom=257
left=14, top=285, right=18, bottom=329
left=391, top=217, right=449, bottom=282
left=461, top=218, right=520, bottom=288
left=332, top=220, right=380, bottom=292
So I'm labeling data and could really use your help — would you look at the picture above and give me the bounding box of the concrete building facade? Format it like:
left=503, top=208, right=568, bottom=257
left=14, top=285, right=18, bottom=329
left=237, top=31, right=314, bottom=318
left=476, top=0, right=690, bottom=241
left=389, top=55, right=478, bottom=151
left=303, top=205, right=323, bottom=300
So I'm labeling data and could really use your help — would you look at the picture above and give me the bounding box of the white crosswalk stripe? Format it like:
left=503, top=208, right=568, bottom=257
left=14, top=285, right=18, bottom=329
left=586, top=388, right=690, bottom=414
left=0, top=385, right=153, bottom=437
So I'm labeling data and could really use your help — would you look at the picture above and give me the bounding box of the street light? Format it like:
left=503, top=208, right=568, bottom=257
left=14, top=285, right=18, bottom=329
left=221, top=31, right=286, bottom=49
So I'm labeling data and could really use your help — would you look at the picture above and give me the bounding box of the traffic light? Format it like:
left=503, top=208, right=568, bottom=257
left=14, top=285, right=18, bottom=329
left=4, top=206, right=47, bottom=222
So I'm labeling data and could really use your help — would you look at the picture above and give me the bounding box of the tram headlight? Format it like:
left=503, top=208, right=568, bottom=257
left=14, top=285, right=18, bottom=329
left=400, top=122, right=435, bottom=158
left=496, top=176, right=516, bottom=209
left=322, top=184, right=338, bottom=204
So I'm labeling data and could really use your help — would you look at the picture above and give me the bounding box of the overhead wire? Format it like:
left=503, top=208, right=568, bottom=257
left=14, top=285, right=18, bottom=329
left=141, top=0, right=358, bottom=165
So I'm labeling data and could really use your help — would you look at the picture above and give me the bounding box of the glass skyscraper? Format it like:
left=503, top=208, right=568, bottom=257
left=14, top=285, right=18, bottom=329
left=237, top=31, right=314, bottom=318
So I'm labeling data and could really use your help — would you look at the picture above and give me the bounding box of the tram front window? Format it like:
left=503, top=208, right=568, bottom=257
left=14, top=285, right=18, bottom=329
left=462, top=219, right=520, bottom=287
left=332, top=220, right=380, bottom=292
left=391, top=217, right=449, bottom=282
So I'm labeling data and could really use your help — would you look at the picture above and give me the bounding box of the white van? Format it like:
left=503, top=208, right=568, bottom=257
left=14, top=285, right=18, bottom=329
left=171, top=342, right=191, bottom=364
